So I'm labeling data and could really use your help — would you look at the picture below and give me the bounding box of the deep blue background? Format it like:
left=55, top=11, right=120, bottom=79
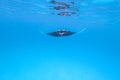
left=0, top=0, right=120, bottom=80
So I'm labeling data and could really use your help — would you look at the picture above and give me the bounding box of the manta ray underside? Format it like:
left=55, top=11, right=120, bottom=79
left=47, top=30, right=75, bottom=37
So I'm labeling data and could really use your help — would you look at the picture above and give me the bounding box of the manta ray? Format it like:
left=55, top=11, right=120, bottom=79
left=47, top=30, right=75, bottom=37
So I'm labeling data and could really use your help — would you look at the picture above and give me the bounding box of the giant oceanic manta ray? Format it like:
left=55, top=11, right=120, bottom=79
left=47, top=30, right=75, bottom=37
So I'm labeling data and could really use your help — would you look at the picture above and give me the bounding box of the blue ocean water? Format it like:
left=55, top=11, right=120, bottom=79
left=0, top=0, right=120, bottom=80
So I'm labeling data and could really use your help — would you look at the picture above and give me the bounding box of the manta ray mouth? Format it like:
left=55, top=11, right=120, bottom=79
left=47, top=30, right=75, bottom=37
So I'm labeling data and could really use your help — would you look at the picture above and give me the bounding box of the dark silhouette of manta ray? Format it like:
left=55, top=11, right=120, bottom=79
left=47, top=30, right=75, bottom=37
